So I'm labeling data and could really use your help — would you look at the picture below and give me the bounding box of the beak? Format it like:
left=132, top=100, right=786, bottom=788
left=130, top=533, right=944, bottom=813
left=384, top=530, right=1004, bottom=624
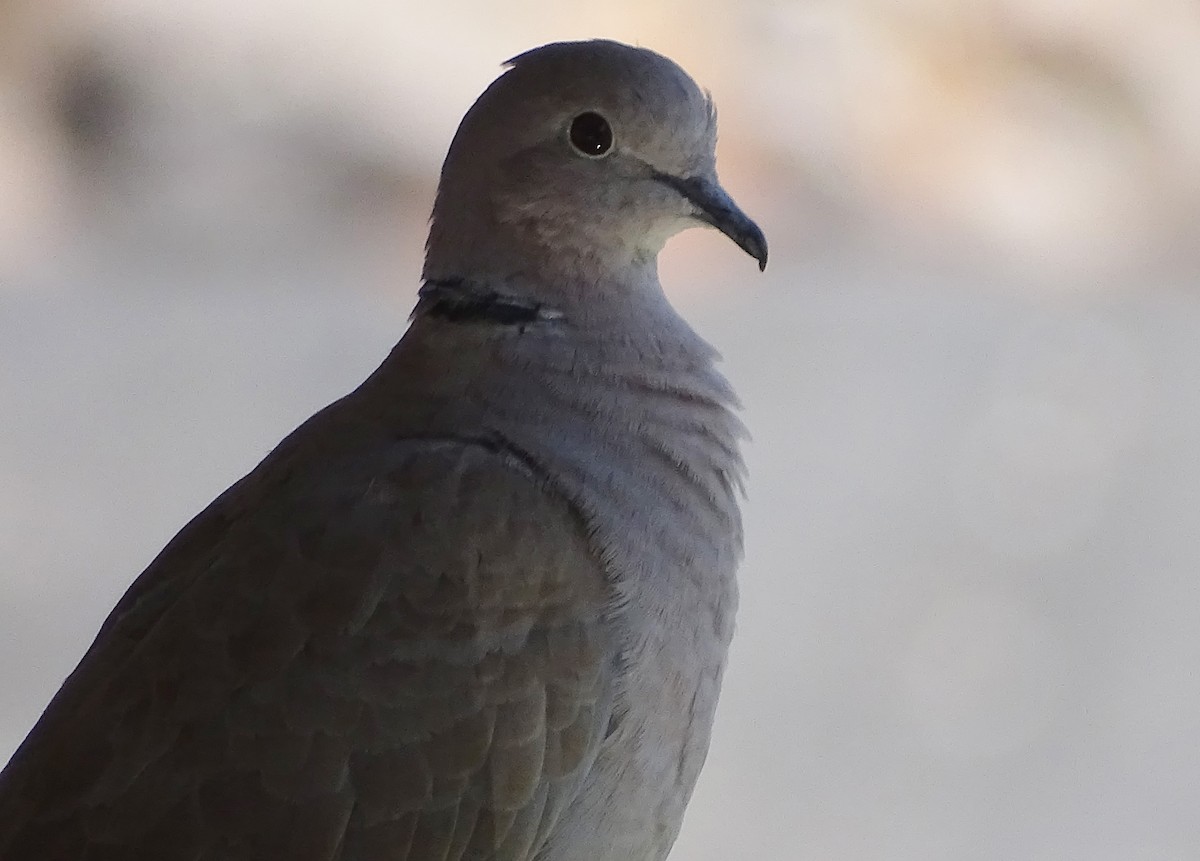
left=652, top=171, right=768, bottom=271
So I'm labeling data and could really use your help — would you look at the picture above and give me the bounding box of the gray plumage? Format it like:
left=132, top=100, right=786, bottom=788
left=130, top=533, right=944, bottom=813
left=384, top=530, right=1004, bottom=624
left=0, top=39, right=767, bottom=861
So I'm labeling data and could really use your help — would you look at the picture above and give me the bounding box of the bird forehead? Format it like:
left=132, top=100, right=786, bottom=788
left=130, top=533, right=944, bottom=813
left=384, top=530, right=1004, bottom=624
left=505, top=40, right=699, bottom=99
left=497, top=41, right=714, bottom=144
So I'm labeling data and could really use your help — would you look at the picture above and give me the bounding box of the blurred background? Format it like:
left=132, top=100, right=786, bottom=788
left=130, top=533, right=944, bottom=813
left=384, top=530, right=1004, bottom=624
left=2, top=1, right=1199, bottom=858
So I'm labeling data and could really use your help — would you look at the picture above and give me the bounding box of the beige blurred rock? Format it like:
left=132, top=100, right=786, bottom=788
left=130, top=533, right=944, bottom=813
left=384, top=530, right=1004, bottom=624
left=734, top=0, right=1200, bottom=282
left=0, top=0, right=82, bottom=282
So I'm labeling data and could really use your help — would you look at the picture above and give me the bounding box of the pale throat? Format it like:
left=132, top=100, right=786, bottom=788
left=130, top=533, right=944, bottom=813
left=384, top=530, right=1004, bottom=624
left=424, top=214, right=675, bottom=325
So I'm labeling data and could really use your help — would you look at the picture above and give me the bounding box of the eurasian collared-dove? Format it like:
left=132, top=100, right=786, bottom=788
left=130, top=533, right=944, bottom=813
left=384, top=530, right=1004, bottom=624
left=0, top=39, right=767, bottom=860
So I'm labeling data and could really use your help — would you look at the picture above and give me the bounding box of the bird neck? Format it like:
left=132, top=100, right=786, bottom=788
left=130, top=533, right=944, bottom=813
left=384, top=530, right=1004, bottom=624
left=422, top=183, right=667, bottom=321
left=416, top=254, right=675, bottom=336
left=373, top=264, right=741, bottom=480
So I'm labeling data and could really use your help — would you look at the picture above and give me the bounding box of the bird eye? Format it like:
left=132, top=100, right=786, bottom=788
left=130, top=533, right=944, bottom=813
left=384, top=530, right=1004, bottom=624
left=568, top=112, right=613, bottom=157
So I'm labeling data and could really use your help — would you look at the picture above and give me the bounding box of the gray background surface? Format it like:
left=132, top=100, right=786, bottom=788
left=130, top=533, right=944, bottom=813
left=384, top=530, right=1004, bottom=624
left=2, top=2, right=1199, bottom=858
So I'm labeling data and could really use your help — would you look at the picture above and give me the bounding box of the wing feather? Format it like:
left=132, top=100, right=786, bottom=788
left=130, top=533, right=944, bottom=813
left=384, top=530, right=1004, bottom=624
left=0, top=433, right=617, bottom=861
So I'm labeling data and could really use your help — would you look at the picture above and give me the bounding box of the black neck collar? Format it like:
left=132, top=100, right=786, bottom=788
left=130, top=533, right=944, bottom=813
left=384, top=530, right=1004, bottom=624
left=415, top=278, right=565, bottom=326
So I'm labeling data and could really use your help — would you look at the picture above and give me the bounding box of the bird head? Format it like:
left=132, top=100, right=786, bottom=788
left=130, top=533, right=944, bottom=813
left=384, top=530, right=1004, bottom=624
left=423, top=40, right=767, bottom=290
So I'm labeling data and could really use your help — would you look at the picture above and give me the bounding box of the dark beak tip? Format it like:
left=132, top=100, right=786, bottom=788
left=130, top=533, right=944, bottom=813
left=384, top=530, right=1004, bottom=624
left=753, top=232, right=769, bottom=272
left=743, top=226, right=768, bottom=272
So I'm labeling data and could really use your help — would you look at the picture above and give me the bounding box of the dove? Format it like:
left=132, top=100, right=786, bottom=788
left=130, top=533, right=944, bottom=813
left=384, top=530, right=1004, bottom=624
left=0, top=39, right=767, bottom=861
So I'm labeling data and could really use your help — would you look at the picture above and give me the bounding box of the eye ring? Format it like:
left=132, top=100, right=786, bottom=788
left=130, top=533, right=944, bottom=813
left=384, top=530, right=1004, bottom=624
left=568, top=112, right=614, bottom=158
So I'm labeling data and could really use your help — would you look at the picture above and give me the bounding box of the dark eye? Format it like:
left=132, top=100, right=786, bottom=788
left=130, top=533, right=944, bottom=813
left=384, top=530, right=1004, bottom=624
left=568, top=112, right=613, bottom=157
